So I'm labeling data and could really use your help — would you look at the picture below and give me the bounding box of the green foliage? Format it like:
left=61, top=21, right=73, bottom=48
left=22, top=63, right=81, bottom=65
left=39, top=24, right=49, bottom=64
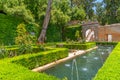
left=75, top=30, right=81, bottom=41
left=0, top=45, right=48, bottom=59
left=15, top=23, right=34, bottom=45
left=8, top=48, right=68, bottom=69
left=64, top=25, right=82, bottom=41
left=0, top=14, right=22, bottom=45
left=117, top=7, right=120, bottom=22
left=96, top=42, right=118, bottom=45
left=57, top=42, right=96, bottom=50
left=94, top=42, right=120, bottom=80
left=0, top=44, right=9, bottom=59
left=46, top=25, right=61, bottom=42
left=95, top=2, right=106, bottom=25
left=72, top=6, right=86, bottom=21
left=103, top=0, right=120, bottom=24
left=51, top=9, right=70, bottom=26
left=15, top=23, right=35, bottom=54
left=2, top=0, right=34, bottom=23
left=0, top=62, right=59, bottom=80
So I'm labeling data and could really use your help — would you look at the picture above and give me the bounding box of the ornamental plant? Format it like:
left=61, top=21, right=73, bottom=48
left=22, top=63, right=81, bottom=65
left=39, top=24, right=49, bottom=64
left=15, top=23, right=34, bottom=54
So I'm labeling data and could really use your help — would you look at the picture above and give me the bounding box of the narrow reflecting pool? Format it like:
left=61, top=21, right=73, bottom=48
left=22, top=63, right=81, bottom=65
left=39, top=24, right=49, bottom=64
left=43, top=45, right=114, bottom=80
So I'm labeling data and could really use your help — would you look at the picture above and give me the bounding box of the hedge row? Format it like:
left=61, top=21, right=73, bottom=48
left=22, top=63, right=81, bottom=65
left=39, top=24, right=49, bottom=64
left=5, top=48, right=68, bottom=69
left=94, top=42, right=120, bottom=80
left=0, top=45, right=49, bottom=59
left=0, top=48, right=68, bottom=80
left=0, top=61, right=59, bottom=80
left=96, top=42, right=118, bottom=45
left=57, top=42, right=96, bottom=50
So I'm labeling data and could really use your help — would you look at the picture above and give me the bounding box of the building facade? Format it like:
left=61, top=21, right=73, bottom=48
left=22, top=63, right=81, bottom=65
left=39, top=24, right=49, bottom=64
left=82, top=22, right=120, bottom=42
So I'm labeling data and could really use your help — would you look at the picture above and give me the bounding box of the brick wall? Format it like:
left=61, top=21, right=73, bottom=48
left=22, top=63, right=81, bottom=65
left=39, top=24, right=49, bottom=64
left=98, top=24, right=120, bottom=42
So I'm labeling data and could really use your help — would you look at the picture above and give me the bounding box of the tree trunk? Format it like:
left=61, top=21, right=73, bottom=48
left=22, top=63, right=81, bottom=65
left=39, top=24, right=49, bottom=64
left=38, top=0, right=52, bottom=43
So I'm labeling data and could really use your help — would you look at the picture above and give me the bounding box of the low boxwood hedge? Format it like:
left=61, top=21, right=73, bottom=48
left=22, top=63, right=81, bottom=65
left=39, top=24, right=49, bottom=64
left=57, top=42, right=96, bottom=50
left=0, top=61, right=59, bottom=80
left=5, top=48, right=68, bottom=69
left=96, top=42, right=118, bottom=45
left=94, top=42, right=120, bottom=80
left=0, top=45, right=50, bottom=59
left=0, top=48, right=68, bottom=80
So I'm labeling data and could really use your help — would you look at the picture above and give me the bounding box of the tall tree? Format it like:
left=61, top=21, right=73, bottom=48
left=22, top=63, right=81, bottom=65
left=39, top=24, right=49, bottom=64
left=95, top=2, right=106, bottom=25
left=103, top=0, right=120, bottom=24
left=38, top=0, right=52, bottom=43
left=70, top=0, right=95, bottom=20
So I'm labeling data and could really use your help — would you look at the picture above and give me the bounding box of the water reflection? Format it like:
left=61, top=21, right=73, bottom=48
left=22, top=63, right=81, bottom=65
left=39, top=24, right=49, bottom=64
left=82, top=56, right=87, bottom=58
left=82, top=68, right=88, bottom=71
left=65, top=64, right=71, bottom=67
left=94, top=57, right=99, bottom=60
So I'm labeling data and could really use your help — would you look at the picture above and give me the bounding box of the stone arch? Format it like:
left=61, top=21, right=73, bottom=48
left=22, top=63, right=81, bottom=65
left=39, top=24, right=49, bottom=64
left=82, top=22, right=99, bottom=42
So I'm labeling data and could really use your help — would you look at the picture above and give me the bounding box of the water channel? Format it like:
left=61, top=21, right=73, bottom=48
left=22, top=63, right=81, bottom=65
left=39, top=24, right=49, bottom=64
left=44, top=45, right=114, bottom=80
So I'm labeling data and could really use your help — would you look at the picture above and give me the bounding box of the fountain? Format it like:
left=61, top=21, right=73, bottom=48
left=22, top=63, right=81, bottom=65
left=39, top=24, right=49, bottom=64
left=71, top=59, right=79, bottom=80
left=44, top=45, right=114, bottom=80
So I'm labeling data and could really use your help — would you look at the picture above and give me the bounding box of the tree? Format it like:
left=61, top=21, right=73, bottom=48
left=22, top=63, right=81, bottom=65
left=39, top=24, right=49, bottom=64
left=51, top=0, right=70, bottom=41
left=103, top=0, right=120, bottom=24
left=95, top=2, right=106, bottom=25
left=72, top=6, right=86, bottom=21
left=70, top=0, right=95, bottom=20
left=38, top=0, right=52, bottom=43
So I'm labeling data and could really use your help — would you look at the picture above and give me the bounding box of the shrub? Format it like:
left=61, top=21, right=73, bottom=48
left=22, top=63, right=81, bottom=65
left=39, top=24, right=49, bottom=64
left=96, top=42, right=118, bottom=45
left=57, top=42, right=96, bottom=50
left=0, top=61, right=59, bottom=80
left=15, top=23, right=36, bottom=54
left=94, top=42, right=120, bottom=80
left=7, top=48, right=68, bottom=69
left=0, top=45, right=48, bottom=59
left=64, top=25, right=82, bottom=41
left=0, top=48, right=68, bottom=80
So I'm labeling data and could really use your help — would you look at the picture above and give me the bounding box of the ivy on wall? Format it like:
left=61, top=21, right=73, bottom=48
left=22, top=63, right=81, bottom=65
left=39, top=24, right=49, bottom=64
left=0, top=14, right=22, bottom=45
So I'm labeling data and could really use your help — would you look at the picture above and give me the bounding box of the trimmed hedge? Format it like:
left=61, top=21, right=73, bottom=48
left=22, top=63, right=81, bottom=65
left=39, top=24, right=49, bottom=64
left=96, top=42, right=118, bottom=45
left=57, top=42, right=96, bottom=50
left=0, top=45, right=51, bottom=59
left=94, top=42, right=120, bottom=80
left=0, top=48, right=68, bottom=80
left=0, top=61, right=59, bottom=80
left=5, top=48, right=68, bottom=69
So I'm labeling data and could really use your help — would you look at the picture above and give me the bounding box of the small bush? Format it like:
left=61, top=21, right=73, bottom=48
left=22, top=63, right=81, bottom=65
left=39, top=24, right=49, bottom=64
left=15, top=23, right=36, bottom=54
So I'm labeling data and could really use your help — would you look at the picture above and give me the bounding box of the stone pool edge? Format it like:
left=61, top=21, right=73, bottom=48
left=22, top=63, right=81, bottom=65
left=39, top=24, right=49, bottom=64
left=32, top=46, right=98, bottom=72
